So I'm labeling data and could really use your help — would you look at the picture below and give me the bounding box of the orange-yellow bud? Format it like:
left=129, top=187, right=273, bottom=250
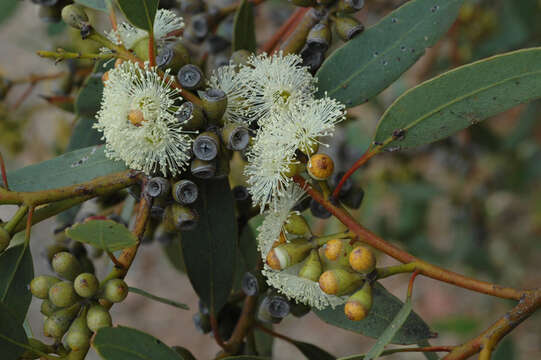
left=266, top=240, right=313, bottom=270
left=318, top=268, right=363, bottom=296
left=344, top=282, right=372, bottom=321
left=298, top=249, right=322, bottom=282
left=307, top=153, right=334, bottom=180
left=349, top=246, right=376, bottom=273
left=324, top=239, right=343, bottom=261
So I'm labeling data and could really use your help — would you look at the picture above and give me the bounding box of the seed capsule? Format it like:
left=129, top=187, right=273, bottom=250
left=190, top=13, right=211, bottom=40
left=344, top=281, right=372, bottom=321
left=43, top=303, right=81, bottom=339
left=103, top=278, right=129, bottom=303
left=61, top=4, right=89, bottom=30
left=177, top=64, right=205, bottom=90
left=267, top=294, right=290, bottom=319
left=165, top=203, right=200, bottom=231
left=52, top=251, right=82, bottom=280
left=310, top=198, right=331, bottom=219
left=30, top=275, right=61, bottom=299
left=65, top=313, right=91, bottom=351
left=146, top=177, right=171, bottom=199
left=221, top=123, right=250, bottom=151
left=49, top=281, right=79, bottom=308
left=306, top=22, right=331, bottom=52
left=349, top=245, right=376, bottom=273
left=73, top=273, right=99, bottom=298
left=199, top=88, right=227, bottom=125
left=191, top=158, right=216, bottom=179
left=172, top=179, right=199, bottom=205
left=342, top=186, right=365, bottom=209
left=337, top=0, right=365, bottom=13
left=241, top=271, right=266, bottom=296
left=266, top=239, right=313, bottom=270
left=86, top=304, right=112, bottom=332
left=307, top=153, right=334, bottom=180
left=330, top=171, right=352, bottom=197
left=318, top=268, right=363, bottom=296
left=156, top=43, right=190, bottom=73
left=284, top=212, right=310, bottom=236
left=335, top=16, right=364, bottom=41
left=193, top=131, right=220, bottom=161
left=298, top=249, right=322, bottom=282
left=177, top=101, right=206, bottom=131
left=300, top=45, right=325, bottom=74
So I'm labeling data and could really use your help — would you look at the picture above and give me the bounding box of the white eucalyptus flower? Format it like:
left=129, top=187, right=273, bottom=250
left=257, top=184, right=345, bottom=309
left=106, top=9, right=184, bottom=50
left=238, top=52, right=316, bottom=124
left=207, top=64, right=248, bottom=124
left=95, top=61, right=192, bottom=176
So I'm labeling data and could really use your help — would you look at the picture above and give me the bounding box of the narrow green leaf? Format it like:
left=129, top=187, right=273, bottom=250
left=0, top=245, right=33, bottom=323
left=128, top=286, right=189, bottom=310
left=253, top=323, right=273, bottom=357
left=232, top=0, right=256, bottom=52
left=373, top=47, right=541, bottom=151
left=314, top=283, right=431, bottom=345
left=292, top=341, right=335, bottom=360
left=181, top=178, right=237, bottom=315
left=75, top=60, right=113, bottom=117
left=162, top=234, right=187, bottom=273
left=94, top=326, right=182, bottom=360
left=7, top=146, right=126, bottom=192
left=74, top=0, right=107, bottom=11
left=364, top=297, right=413, bottom=360
left=66, top=220, right=137, bottom=252
left=0, top=302, right=28, bottom=360
left=0, top=0, right=18, bottom=26
left=116, top=0, right=159, bottom=31
left=316, top=0, right=463, bottom=108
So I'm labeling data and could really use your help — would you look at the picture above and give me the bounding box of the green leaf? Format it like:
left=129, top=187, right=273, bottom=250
left=292, top=341, right=335, bottom=360
left=162, top=234, right=186, bottom=273
left=128, top=286, right=189, bottom=310
left=0, top=302, right=27, bottom=360
left=181, top=178, right=237, bottom=315
left=0, top=0, right=18, bottom=26
left=66, top=117, right=104, bottom=153
left=74, top=0, right=108, bottom=11
left=253, top=323, right=273, bottom=357
left=94, top=326, right=182, bottom=360
left=66, top=220, right=136, bottom=252
left=314, top=283, right=431, bottom=345
left=0, top=245, right=33, bottom=323
left=364, top=297, right=413, bottom=360
left=315, top=0, right=463, bottom=108
left=7, top=146, right=126, bottom=192
left=373, top=47, right=541, bottom=151
left=232, top=0, right=256, bottom=52
left=116, top=0, right=159, bottom=31
left=75, top=60, right=113, bottom=117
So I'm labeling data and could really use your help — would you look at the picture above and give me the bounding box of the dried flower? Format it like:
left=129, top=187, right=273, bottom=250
left=95, top=61, right=192, bottom=176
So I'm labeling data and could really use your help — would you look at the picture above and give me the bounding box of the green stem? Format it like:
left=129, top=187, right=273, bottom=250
left=37, top=50, right=115, bottom=62
left=376, top=262, right=418, bottom=280
left=313, top=230, right=355, bottom=246
left=4, top=205, right=29, bottom=235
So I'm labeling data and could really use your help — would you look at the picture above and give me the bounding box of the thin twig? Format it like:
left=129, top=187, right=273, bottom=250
left=0, top=152, right=8, bottom=190
left=261, top=8, right=308, bottom=53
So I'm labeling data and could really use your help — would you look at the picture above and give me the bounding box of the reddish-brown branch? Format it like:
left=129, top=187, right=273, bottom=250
left=261, top=8, right=308, bottom=54
left=279, top=8, right=321, bottom=55
left=148, top=33, right=156, bottom=67
left=210, top=314, right=226, bottom=350
left=407, top=270, right=420, bottom=298
left=11, top=83, right=36, bottom=110
left=0, top=152, right=8, bottom=190
left=332, top=148, right=378, bottom=198
left=293, top=176, right=523, bottom=301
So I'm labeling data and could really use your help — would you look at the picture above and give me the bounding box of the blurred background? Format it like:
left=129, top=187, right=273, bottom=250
left=0, top=0, right=540, bottom=359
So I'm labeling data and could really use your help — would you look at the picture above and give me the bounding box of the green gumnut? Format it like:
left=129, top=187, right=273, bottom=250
left=73, top=273, right=99, bottom=298
left=66, top=347, right=90, bottom=360
left=103, top=278, right=128, bottom=303
left=65, top=313, right=91, bottom=351
left=86, top=304, right=112, bottom=332
left=0, top=226, right=10, bottom=253
left=43, top=303, right=81, bottom=339
left=284, top=212, right=311, bottom=235
left=45, top=243, right=69, bottom=263
left=40, top=300, right=60, bottom=316
left=30, top=275, right=61, bottom=299
left=49, top=281, right=79, bottom=308
left=133, top=37, right=150, bottom=59
left=52, top=251, right=82, bottom=280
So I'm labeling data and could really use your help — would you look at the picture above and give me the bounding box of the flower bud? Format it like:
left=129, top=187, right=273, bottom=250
left=230, top=50, right=251, bottom=66
left=30, top=275, right=60, bottom=299
left=241, top=271, right=267, bottom=296
left=335, top=16, right=364, bottom=41
left=318, top=268, right=363, bottom=296
left=272, top=231, right=287, bottom=249
left=65, top=312, right=91, bottom=351
left=177, top=101, right=206, bottom=131
left=40, top=299, right=60, bottom=317
left=284, top=212, right=311, bottom=236
left=165, top=203, right=200, bottom=231
left=200, top=88, right=227, bottom=125
left=73, top=273, right=99, bottom=298
left=103, top=278, right=129, bottom=303
left=193, top=131, right=220, bottom=161
left=146, top=177, right=171, bottom=199
left=193, top=312, right=211, bottom=334
left=298, top=249, right=322, bottom=282
left=172, top=179, right=199, bottom=205
left=344, top=281, right=372, bottom=321
left=267, top=294, right=290, bottom=319
left=177, top=64, right=205, bottom=90
left=52, top=251, right=82, bottom=280
left=191, top=158, right=216, bottom=178
left=266, top=239, right=313, bottom=270
left=341, top=186, right=365, bottom=209
left=61, top=4, right=89, bottom=30
left=0, top=226, right=10, bottom=253
left=323, top=239, right=353, bottom=263
left=306, top=22, right=331, bottom=52
left=337, top=0, right=365, bottom=13
left=310, top=198, right=331, bottom=219
left=86, top=304, right=112, bottom=332
left=307, top=153, right=334, bottom=180
left=348, top=245, right=376, bottom=273
left=43, top=303, right=81, bottom=339
left=49, top=281, right=79, bottom=308
left=66, top=347, right=90, bottom=360
left=221, top=123, right=250, bottom=151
